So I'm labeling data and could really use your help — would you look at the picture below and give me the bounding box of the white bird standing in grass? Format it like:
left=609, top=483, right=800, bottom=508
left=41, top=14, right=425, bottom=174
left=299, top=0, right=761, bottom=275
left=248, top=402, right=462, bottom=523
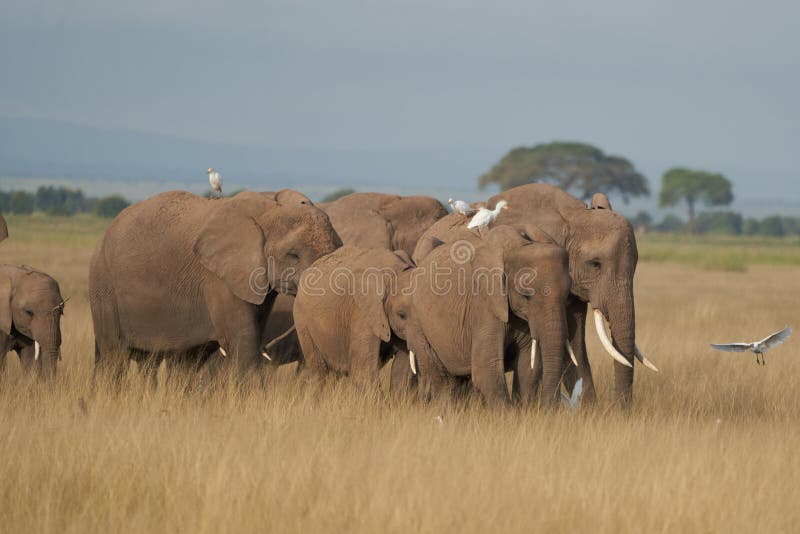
left=467, top=200, right=509, bottom=237
left=711, top=326, right=792, bottom=365
left=561, top=378, right=583, bottom=410
left=448, top=198, right=475, bottom=216
left=207, top=167, right=223, bottom=198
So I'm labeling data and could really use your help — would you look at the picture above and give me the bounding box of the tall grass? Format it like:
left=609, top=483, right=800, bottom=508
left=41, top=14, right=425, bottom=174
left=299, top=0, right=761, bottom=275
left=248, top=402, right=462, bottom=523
left=0, top=216, right=798, bottom=532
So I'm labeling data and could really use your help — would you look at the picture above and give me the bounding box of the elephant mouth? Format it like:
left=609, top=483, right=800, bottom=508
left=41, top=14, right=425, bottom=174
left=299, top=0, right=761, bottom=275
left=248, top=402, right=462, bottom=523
left=278, top=280, right=298, bottom=296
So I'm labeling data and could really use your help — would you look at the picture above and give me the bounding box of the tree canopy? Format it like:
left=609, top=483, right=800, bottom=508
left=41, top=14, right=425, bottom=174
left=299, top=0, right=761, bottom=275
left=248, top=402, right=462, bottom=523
left=478, top=141, right=650, bottom=202
left=658, top=168, right=733, bottom=233
left=321, top=188, right=356, bottom=203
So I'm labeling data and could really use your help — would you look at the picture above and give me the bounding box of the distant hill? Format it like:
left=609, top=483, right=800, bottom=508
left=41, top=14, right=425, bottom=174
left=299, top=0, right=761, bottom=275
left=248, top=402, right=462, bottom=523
left=0, top=116, right=497, bottom=189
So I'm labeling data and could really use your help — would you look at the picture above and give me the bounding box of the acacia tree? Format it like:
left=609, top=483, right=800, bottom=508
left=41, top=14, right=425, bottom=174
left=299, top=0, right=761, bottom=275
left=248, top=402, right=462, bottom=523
left=658, top=168, right=733, bottom=233
left=478, top=141, right=649, bottom=203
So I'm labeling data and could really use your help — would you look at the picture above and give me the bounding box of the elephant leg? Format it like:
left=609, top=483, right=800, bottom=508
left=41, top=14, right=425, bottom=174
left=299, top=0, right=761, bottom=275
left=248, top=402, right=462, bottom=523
left=566, top=299, right=596, bottom=404
left=348, top=330, right=382, bottom=389
left=138, top=352, right=163, bottom=391
left=93, top=339, right=130, bottom=391
left=0, top=334, right=9, bottom=380
left=295, top=324, right=328, bottom=383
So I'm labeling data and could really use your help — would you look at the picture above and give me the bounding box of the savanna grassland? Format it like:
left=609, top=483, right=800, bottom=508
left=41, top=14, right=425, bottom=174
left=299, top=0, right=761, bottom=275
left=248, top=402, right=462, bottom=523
left=1, top=214, right=799, bottom=533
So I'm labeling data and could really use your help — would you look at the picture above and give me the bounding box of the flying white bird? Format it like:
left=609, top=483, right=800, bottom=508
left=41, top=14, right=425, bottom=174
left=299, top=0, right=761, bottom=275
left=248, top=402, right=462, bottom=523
left=207, top=167, right=223, bottom=198
left=561, top=378, right=583, bottom=410
left=467, top=200, right=509, bottom=237
left=448, top=198, right=475, bottom=216
left=710, top=326, right=792, bottom=365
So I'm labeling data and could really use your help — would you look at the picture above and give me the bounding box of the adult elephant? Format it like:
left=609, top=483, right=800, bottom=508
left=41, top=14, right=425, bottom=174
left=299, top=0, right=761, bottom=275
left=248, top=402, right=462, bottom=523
left=0, top=265, right=65, bottom=380
left=415, top=184, right=656, bottom=404
left=262, top=192, right=449, bottom=366
left=407, top=225, right=571, bottom=405
left=320, top=192, right=448, bottom=256
left=0, top=215, right=7, bottom=243
left=89, top=190, right=341, bottom=385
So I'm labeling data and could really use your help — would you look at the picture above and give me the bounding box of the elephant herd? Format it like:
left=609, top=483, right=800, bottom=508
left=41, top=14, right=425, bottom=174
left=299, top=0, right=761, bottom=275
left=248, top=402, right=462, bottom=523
left=0, top=183, right=658, bottom=406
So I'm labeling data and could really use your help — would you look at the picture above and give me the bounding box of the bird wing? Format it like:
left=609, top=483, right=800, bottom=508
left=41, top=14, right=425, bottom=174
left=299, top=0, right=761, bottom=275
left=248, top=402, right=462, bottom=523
left=760, top=326, right=792, bottom=350
left=467, top=209, right=488, bottom=228
left=710, top=343, right=752, bottom=352
left=570, top=378, right=583, bottom=405
left=456, top=201, right=475, bottom=214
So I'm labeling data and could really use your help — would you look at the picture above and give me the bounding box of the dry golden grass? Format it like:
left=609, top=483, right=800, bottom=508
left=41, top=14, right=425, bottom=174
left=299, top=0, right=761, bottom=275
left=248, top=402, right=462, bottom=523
left=1, top=216, right=798, bottom=533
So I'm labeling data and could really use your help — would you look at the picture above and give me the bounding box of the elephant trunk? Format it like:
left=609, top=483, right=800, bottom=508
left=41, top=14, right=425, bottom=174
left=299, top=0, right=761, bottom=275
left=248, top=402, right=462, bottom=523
left=606, top=287, right=636, bottom=404
left=534, top=300, right=568, bottom=406
left=34, top=315, right=61, bottom=380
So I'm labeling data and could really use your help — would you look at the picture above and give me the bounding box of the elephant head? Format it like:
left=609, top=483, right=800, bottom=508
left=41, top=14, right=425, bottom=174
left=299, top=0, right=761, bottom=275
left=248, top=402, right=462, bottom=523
left=483, top=226, right=572, bottom=403
left=194, top=194, right=342, bottom=304
left=351, top=249, right=416, bottom=344
left=321, top=193, right=447, bottom=256
left=489, top=184, right=652, bottom=401
left=0, top=266, right=64, bottom=379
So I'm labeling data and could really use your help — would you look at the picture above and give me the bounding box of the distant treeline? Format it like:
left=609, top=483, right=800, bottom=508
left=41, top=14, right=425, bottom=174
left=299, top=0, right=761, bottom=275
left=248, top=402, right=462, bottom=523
left=630, top=211, right=800, bottom=237
left=0, top=186, right=130, bottom=218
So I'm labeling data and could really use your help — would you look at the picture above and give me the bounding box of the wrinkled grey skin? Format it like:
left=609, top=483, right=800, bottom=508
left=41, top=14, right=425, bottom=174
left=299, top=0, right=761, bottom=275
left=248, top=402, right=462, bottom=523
left=406, top=226, right=571, bottom=406
left=263, top=192, right=448, bottom=369
left=293, top=247, right=415, bottom=387
left=417, top=184, right=640, bottom=404
left=493, top=186, right=639, bottom=404
left=0, top=265, right=64, bottom=381
left=89, top=190, right=341, bottom=386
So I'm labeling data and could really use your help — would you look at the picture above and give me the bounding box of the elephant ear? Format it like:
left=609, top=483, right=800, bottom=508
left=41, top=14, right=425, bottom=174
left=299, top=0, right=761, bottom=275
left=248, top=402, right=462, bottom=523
left=472, top=244, right=509, bottom=323
left=0, top=272, right=11, bottom=334
left=356, top=274, right=391, bottom=342
left=521, top=224, right=557, bottom=245
left=412, top=237, right=445, bottom=263
left=590, top=193, right=613, bottom=210
left=194, top=198, right=272, bottom=305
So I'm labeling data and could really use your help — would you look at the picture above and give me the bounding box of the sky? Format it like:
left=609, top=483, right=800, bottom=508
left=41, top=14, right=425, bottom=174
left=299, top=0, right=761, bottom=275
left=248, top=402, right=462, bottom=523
left=1, top=0, right=798, bottom=211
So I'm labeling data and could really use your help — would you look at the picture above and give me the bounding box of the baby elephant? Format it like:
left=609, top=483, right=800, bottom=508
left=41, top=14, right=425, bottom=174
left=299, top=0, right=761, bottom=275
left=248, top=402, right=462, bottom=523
left=0, top=265, right=65, bottom=380
left=293, top=247, right=415, bottom=387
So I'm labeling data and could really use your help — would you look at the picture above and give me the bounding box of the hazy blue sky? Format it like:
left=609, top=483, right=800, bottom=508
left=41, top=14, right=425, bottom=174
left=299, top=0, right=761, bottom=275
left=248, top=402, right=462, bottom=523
left=1, top=0, right=798, bottom=206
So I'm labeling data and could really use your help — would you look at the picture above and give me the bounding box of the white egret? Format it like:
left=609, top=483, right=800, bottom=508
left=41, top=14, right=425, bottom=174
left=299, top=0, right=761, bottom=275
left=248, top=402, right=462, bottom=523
left=207, top=167, right=223, bottom=198
left=711, top=326, right=792, bottom=365
left=467, top=200, right=508, bottom=237
left=448, top=198, right=475, bottom=216
left=561, top=378, right=583, bottom=410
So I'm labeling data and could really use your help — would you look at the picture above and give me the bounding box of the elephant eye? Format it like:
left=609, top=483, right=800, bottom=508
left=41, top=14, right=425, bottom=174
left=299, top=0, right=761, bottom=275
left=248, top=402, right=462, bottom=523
left=287, top=251, right=300, bottom=261
left=397, top=310, right=407, bottom=319
left=587, top=259, right=602, bottom=270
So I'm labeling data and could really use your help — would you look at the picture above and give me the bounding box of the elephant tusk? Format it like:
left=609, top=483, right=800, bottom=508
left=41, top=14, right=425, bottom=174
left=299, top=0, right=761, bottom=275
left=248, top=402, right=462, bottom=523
left=530, top=339, right=537, bottom=369
left=565, top=340, right=578, bottom=366
left=593, top=309, right=632, bottom=368
left=219, top=347, right=227, bottom=357
left=34, top=341, right=40, bottom=361
left=409, top=350, right=417, bottom=375
left=262, top=351, right=272, bottom=361
left=635, top=345, right=659, bottom=372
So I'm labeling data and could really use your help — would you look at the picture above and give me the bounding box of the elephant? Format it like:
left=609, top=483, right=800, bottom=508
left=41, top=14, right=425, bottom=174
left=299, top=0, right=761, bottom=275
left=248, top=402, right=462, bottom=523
left=0, top=215, right=7, bottom=243
left=0, top=265, right=65, bottom=380
left=293, top=246, right=415, bottom=387
left=416, top=184, right=657, bottom=404
left=405, top=225, right=572, bottom=406
left=88, top=190, right=342, bottom=386
left=320, top=192, right=448, bottom=256
left=261, top=192, right=449, bottom=369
